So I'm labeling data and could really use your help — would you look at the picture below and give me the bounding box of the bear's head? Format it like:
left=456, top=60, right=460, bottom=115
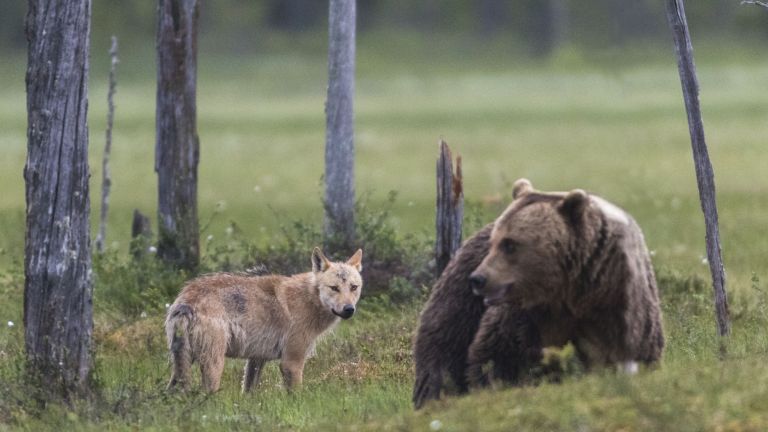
left=469, top=178, right=595, bottom=309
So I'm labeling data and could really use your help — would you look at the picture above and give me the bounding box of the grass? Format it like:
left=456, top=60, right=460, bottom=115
left=1, top=36, right=768, bottom=430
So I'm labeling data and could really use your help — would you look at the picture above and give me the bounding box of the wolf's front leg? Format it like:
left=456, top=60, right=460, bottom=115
left=280, top=358, right=305, bottom=390
left=280, top=336, right=310, bottom=390
left=242, top=358, right=267, bottom=393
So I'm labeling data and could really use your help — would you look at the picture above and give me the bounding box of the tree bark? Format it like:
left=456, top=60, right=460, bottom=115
left=435, top=140, right=463, bottom=278
left=96, top=36, right=118, bottom=253
left=24, top=0, right=94, bottom=398
left=155, top=0, right=200, bottom=270
left=324, top=0, right=356, bottom=248
left=666, top=0, right=730, bottom=337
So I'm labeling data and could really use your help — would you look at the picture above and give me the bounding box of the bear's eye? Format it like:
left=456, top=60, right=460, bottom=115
left=329, top=285, right=340, bottom=292
left=350, top=284, right=358, bottom=292
left=500, top=238, right=517, bottom=255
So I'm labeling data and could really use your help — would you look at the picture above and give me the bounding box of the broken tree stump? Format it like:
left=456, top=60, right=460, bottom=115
left=130, top=209, right=153, bottom=259
left=435, top=140, right=464, bottom=278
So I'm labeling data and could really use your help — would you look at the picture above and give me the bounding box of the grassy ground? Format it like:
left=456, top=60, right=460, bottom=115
left=1, top=36, right=768, bottom=430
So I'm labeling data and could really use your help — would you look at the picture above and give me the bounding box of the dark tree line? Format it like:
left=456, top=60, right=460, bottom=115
left=3, top=0, right=762, bottom=55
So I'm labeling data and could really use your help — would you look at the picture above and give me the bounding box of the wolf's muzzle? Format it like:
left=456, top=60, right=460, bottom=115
left=334, top=304, right=355, bottom=319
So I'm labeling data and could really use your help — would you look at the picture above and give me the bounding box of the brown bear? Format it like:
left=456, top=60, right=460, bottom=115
left=469, top=179, right=664, bottom=373
left=412, top=223, right=546, bottom=409
left=412, top=179, right=664, bottom=409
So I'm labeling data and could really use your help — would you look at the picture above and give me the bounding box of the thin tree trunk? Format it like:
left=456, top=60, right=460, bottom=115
left=324, top=0, right=356, bottom=248
left=666, top=0, right=730, bottom=337
left=155, top=0, right=200, bottom=270
left=96, top=36, right=118, bottom=253
left=24, top=0, right=94, bottom=398
left=435, top=140, right=463, bottom=278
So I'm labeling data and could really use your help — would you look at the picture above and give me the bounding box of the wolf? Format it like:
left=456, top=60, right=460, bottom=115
left=165, top=247, right=363, bottom=393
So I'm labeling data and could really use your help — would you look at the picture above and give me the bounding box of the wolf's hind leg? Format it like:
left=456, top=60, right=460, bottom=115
left=200, top=354, right=226, bottom=393
left=242, top=358, right=267, bottom=393
left=166, top=306, right=194, bottom=391
left=167, top=347, right=192, bottom=391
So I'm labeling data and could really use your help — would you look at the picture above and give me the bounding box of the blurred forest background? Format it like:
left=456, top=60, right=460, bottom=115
left=1, top=0, right=766, bottom=56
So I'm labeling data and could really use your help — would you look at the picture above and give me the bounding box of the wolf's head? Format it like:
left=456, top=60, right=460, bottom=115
left=311, top=247, right=363, bottom=319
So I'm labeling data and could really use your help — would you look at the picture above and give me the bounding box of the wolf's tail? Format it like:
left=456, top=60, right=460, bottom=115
left=165, top=303, right=194, bottom=390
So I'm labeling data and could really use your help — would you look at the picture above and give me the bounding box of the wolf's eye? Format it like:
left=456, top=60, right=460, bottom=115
left=329, top=285, right=340, bottom=292
left=350, top=284, right=358, bottom=292
left=500, top=238, right=517, bottom=255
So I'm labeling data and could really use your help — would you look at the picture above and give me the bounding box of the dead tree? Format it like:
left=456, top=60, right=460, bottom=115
left=155, top=0, right=200, bottom=270
left=130, top=209, right=153, bottom=259
left=666, top=0, right=730, bottom=337
left=96, top=36, right=118, bottom=253
left=435, top=140, right=464, bottom=278
left=24, top=0, right=94, bottom=398
left=324, top=0, right=356, bottom=248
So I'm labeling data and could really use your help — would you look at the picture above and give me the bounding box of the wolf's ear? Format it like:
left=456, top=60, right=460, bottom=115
left=312, top=247, right=331, bottom=273
left=512, top=178, right=533, bottom=199
left=559, top=189, right=589, bottom=223
left=347, top=249, right=363, bottom=272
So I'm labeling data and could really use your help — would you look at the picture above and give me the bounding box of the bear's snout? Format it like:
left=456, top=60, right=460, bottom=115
left=469, top=273, right=487, bottom=295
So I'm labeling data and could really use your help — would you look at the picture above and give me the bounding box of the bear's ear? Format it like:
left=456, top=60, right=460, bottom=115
left=512, top=178, right=534, bottom=199
left=559, top=189, right=589, bottom=222
left=312, top=247, right=331, bottom=273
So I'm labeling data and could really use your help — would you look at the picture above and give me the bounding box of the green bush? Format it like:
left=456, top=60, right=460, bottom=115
left=92, top=191, right=436, bottom=317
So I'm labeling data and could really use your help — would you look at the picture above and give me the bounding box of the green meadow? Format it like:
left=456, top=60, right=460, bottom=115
left=1, top=36, right=768, bottom=430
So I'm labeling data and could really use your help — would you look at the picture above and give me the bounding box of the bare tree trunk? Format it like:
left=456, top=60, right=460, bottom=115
left=435, top=140, right=463, bottom=278
left=324, top=0, right=356, bottom=248
left=156, top=0, right=200, bottom=270
left=96, top=36, right=118, bottom=253
left=24, top=0, right=93, bottom=399
left=666, top=0, right=730, bottom=337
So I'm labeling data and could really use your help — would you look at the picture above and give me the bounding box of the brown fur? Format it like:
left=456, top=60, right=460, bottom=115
left=412, top=224, right=541, bottom=409
left=412, top=224, right=493, bottom=409
left=465, top=304, right=543, bottom=388
left=413, top=179, right=664, bottom=409
left=165, top=248, right=363, bottom=393
left=471, top=179, right=664, bottom=371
